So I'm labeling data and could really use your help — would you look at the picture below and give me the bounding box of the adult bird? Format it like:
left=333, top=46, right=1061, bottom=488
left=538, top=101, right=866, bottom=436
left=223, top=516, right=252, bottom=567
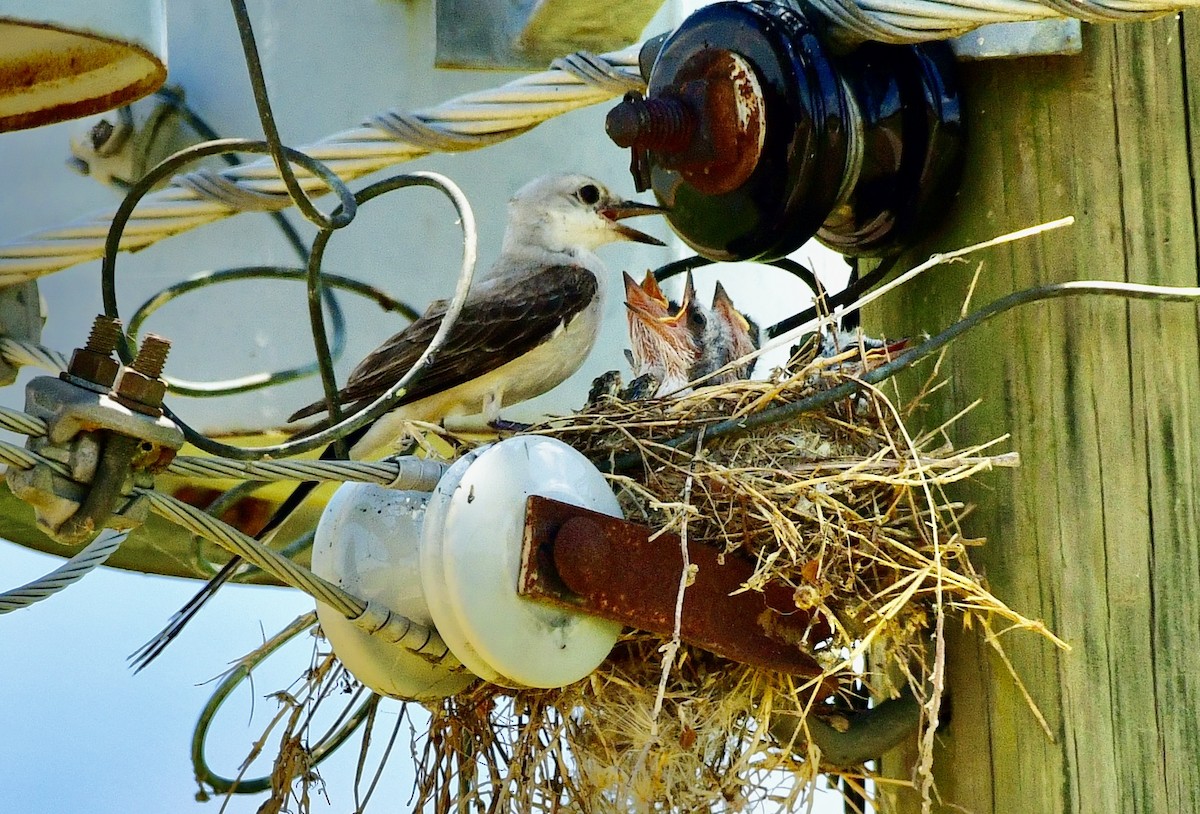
left=131, top=173, right=666, bottom=669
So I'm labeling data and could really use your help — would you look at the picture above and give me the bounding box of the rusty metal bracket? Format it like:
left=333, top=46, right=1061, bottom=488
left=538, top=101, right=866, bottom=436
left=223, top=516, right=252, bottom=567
left=519, top=494, right=831, bottom=678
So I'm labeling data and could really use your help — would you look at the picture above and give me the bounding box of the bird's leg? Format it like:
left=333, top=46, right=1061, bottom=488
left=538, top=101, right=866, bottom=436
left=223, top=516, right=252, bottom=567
left=387, top=435, right=420, bottom=457
left=489, top=417, right=532, bottom=434
left=483, top=388, right=532, bottom=432
left=482, top=388, right=504, bottom=425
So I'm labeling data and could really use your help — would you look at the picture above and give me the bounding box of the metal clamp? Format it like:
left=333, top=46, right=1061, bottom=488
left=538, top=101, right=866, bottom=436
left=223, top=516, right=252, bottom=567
left=7, top=316, right=184, bottom=545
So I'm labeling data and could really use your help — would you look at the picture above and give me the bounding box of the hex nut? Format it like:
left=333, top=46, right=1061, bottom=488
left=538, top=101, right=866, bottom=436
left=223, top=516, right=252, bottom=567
left=114, top=369, right=167, bottom=414
left=63, top=349, right=120, bottom=390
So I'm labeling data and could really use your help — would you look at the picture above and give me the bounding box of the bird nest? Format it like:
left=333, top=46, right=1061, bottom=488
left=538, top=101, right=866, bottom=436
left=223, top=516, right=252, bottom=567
left=251, top=339, right=1063, bottom=814
left=400, top=339, right=1062, bottom=813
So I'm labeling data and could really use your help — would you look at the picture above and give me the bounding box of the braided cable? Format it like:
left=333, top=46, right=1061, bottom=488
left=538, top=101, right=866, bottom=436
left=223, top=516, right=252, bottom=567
left=137, top=488, right=454, bottom=661
left=171, top=167, right=292, bottom=212
left=0, top=436, right=69, bottom=477
left=0, top=47, right=641, bottom=285
left=0, top=408, right=451, bottom=659
left=803, top=0, right=1192, bottom=43
left=0, top=405, right=48, bottom=437
left=0, top=396, right=448, bottom=491
left=0, top=530, right=129, bottom=614
left=165, top=454, right=448, bottom=490
left=0, top=337, right=68, bottom=374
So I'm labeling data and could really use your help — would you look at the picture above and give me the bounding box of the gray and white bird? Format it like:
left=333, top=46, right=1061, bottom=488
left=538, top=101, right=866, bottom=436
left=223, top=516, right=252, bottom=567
left=131, top=173, right=665, bottom=669
left=289, top=173, right=666, bottom=456
left=679, top=273, right=760, bottom=386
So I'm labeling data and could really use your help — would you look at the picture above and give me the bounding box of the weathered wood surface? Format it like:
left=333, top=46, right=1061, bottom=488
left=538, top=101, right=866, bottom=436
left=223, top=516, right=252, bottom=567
left=870, top=15, right=1200, bottom=813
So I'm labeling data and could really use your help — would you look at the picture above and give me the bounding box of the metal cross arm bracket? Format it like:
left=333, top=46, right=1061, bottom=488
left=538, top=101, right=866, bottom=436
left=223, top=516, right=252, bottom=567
left=8, top=324, right=183, bottom=545
left=519, top=494, right=832, bottom=679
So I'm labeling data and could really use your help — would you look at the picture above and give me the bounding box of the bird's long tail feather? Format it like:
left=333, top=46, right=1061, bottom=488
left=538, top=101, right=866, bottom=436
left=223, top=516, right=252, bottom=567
left=128, top=478, right=319, bottom=671
left=130, top=428, right=365, bottom=672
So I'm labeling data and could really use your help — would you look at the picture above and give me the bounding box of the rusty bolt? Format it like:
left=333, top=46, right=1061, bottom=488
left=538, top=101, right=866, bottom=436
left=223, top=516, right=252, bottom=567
left=114, top=369, right=168, bottom=416
left=62, top=314, right=122, bottom=391
left=130, top=333, right=170, bottom=378
left=114, top=334, right=171, bottom=415
left=605, top=91, right=696, bottom=153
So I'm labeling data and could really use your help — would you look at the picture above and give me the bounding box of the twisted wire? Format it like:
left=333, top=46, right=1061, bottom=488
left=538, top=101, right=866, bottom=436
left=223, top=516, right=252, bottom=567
left=166, top=454, right=448, bottom=490
left=0, top=530, right=129, bottom=614
left=136, top=488, right=453, bottom=661
left=0, top=400, right=448, bottom=490
left=0, top=404, right=48, bottom=437
left=0, top=46, right=641, bottom=284
left=0, top=436, right=69, bottom=476
left=172, top=167, right=292, bottom=212
left=0, top=409, right=451, bottom=656
left=0, top=337, right=69, bottom=374
left=550, top=51, right=646, bottom=93
left=802, top=0, right=1193, bottom=44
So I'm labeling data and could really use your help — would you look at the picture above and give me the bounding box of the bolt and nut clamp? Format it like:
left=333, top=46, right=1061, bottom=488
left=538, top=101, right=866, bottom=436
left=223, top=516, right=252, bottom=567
left=7, top=316, right=184, bottom=545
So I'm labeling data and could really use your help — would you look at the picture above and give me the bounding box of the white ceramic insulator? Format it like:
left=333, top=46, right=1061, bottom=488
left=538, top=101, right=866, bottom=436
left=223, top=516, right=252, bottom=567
left=312, top=483, right=476, bottom=701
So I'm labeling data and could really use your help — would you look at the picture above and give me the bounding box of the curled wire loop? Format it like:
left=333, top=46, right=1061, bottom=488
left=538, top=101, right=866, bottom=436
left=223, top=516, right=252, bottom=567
left=303, top=171, right=479, bottom=459
left=100, top=136, right=358, bottom=366
left=229, top=0, right=354, bottom=231
left=190, top=611, right=379, bottom=795
left=97, top=132, right=477, bottom=460
left=127, top=266, right=418, bottom=397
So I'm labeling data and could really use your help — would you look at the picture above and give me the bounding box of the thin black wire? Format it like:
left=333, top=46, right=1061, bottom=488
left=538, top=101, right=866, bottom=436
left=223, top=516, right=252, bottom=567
left=766, top=254, right=901, bottom=339
left=127, top=266, right=418, bottom=397
left=107, top=87, right=372, bottom=400
left=228, top=0, right=354, bottom=231
left=99, top=137, right=366, bottom=460
left=653, top=254, right=825, bottom=302
left=304, top=172, right=474, bottom=460
left=101, top=137, right=356, bottom=362
left=152, top=86, right=312, bottom=265
left=604, top=278, right=1200, bottom=473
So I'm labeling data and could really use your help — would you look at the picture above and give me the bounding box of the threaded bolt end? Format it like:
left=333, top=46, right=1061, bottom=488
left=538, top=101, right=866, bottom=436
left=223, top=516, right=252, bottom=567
left=606, top=92, right=695, bottom=153
left=132, top=334, right=171, bottom=378
left=84, top=314, right=122, bottom=355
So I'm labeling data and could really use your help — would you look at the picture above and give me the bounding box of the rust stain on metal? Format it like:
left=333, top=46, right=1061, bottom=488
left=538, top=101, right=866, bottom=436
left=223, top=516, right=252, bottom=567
left=521, top=495, right=829, bottom=678
left=0, top=21, right=165, bottom=132
left=605, top=47, right=766, bottom=197
left=679, top=49, right=765, bottom=196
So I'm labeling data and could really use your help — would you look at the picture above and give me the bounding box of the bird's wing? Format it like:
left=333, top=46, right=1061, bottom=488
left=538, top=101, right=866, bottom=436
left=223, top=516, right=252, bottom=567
left=288, top=265, right=599, bottom=422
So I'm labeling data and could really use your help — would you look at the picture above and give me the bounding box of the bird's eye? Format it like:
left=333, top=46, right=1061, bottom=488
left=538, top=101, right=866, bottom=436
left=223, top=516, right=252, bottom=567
left=90, top=119, right=115, bottom=150
left=688, top=309, right=706, bottom=330
left=576, top=184, right=601, bottom=205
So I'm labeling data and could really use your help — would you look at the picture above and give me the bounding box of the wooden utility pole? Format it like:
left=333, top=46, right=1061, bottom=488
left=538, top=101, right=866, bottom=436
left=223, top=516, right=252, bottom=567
left=873, top=15, right=1200, bottom=813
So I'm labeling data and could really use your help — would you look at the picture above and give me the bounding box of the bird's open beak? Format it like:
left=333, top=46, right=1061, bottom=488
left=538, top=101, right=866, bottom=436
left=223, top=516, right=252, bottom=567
left=639, top=271, right=668, bottom=306
left=602, top=200, right=668, bottom=246
left=712, top=281, right=752, bottom=334
left=626, top=302, right=692, bottom=344
left=624, top=271, right=668, bottom=315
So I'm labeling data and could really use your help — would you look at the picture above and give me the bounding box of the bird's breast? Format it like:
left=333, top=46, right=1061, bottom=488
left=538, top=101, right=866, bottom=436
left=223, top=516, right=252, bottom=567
left=350, top=296, right=603, bottom=458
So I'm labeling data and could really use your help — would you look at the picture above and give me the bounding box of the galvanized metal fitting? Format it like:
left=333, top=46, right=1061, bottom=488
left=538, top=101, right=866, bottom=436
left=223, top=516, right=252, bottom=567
left=10, top=334, right=184, bottom=544
left=62, top=314, right=122, bottom=394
